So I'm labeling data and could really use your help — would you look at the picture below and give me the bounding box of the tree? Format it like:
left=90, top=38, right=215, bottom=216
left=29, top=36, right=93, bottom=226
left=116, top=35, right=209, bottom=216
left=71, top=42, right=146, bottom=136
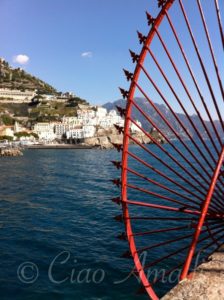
left=14, top=131, right=30, bottom=138
left=0, top=135, right=13, bottom=141
left=1, top=115, right=14, bottom=125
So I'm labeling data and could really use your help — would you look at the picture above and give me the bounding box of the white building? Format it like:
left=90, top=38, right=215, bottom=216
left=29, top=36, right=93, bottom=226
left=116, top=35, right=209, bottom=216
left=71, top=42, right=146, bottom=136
left=83, top=125, right=96, bottom=138
left=33, top=123, right=56, bottom=141
left=108, top=109, right=117, bottom=117
left=82, top=118, right=97, bottom=126
left=66, top=127, right=83, bottom=140
left=95, top=107, right=107, bottom=118
left=0, top=126, right=14, bottom=137
left=75, top=105, right=124, bottom=128
left=54, top=123, right=70, bottom=138
left=130, top=120, right=142, bottom=133
left=42, top=94, right=55, bottom=101
left=62, top=116, right=82, bottom=125
left=31, top=105, right=126, bottom=142
left=0, top=88, right=36, bottom=103
left=98, top=109, right=124, bottom=128
left=14, top=121, right=21, bottom=133
left=63, top=92, right=75, bottom=98
left=66, top=125, right=96, bottom=140
left=77, top=108, right=96, bottom=120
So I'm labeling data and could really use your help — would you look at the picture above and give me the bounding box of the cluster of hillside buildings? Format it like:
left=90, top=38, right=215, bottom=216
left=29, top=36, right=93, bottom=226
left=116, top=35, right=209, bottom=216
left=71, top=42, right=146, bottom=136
left=0, top=57, right=74, bottom=103
left=0, top=104, right=142, bottom=143
left=0, top=121, right=35, bottom=141
left=0, top=88, right=36, bottom=103
left=33, top=105, right=141, bottom=142
left=0, top=88, right=74, bottom=103
left=0, top=58, right=143, bottom=144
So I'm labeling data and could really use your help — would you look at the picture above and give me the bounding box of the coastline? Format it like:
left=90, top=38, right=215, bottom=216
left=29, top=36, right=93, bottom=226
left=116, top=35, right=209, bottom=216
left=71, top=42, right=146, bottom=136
left=25, top=144, right=94, bottom=150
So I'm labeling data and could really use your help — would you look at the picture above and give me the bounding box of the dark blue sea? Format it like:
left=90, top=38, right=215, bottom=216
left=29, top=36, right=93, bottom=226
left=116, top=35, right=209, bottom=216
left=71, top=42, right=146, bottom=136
left=0, top=143, right=221, bottom=299
left=0, top=148, right=148, bottom=300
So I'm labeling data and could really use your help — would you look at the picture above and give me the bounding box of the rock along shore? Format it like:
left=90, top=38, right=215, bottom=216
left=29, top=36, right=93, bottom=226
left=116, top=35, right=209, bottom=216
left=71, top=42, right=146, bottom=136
left=83, top=128, right=164, bottom=149
left=162, top=245, right=224, bottom=300
left=0, top=148, right=23, bottom=157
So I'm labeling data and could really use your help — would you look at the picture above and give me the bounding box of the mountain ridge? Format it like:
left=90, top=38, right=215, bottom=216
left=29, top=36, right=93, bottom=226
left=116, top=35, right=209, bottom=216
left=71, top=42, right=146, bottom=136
left=103, top=97, right=222, bottom=139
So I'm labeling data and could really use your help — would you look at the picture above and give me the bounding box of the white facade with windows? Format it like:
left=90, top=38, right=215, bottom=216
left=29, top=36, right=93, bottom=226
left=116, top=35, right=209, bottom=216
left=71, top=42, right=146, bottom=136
left=33, top=123, right=56, bottom=141
left=54, top=123, right=72, bottom=138
left=62, top=116, right=82, bottom=125
left=95, top=107, right=107, bottom=118
left=0, top=88, right=36, bottom=102
left=77, top=109, right=96, bottom=120
left=83, top=125, right=96, bottom=138
left=82, top=118, right=97, bottom=126
left=66, top=125, right=96, bottom=140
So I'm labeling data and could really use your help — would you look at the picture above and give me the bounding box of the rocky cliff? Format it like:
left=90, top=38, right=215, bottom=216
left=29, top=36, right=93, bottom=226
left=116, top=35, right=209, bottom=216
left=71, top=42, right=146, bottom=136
left=83, top=127, right=162, bottom=149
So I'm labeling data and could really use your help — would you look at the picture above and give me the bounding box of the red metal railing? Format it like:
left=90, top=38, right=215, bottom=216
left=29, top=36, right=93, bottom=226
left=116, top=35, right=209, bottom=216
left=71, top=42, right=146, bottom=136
left=112, top=0, right=224, bottom=299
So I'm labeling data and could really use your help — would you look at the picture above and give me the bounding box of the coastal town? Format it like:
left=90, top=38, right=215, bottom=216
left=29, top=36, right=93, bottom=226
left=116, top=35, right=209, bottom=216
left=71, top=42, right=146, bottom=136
left=0, top=90, right=141, bottom=146
left=0, top=58, right=163, bottom=155
left=0, top=77, right=144, bottom=152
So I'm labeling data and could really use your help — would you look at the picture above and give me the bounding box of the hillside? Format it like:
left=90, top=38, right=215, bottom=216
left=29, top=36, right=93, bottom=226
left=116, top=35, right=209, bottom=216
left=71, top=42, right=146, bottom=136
left=0, top=96, right=90, bottom=127
left=0, top=59, right=90, bottom=126
left=0, top=59, right=57, bottom=94
left=103, top=98, right=222, bottom=139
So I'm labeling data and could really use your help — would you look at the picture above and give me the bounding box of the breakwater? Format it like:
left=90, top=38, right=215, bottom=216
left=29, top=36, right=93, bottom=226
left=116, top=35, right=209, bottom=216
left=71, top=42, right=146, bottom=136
left=0, top=148, right=23, bottom=157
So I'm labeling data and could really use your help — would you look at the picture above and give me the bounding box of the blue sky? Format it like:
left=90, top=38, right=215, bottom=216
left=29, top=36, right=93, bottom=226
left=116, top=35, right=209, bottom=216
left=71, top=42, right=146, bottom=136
left=0, top=0, right=160, bottom=105
left=0, top=0, right=223, bottom=119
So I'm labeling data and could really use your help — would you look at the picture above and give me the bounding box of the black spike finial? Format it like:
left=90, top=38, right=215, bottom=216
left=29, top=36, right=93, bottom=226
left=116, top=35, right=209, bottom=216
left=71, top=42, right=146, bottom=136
left=114, top=124, right=124, bottom=134
left=111, top=143, right=123, bottom=152
left=121, top=250, right=132, bottom=259
left=123, top=69, right=134, bottom=81
left=129, top=50, right=140, bottom=63
left=116, top=105, right=126, bottom=117
left=111, top=160, right=122, bottom=170
left=111, top=178, right=121, bottom=187
left=146, top=11, right=155, bottom=25
left=137, top=31, right=147, bottom=44
left=119, top=87, right=129, bottom=99
left=114, top=214, right=123, bottom=222
left=112, top=197, right=121, bottom=205
left=158, top=0, right=166, bottom=8
left=116, top=232, right=127, bottom=240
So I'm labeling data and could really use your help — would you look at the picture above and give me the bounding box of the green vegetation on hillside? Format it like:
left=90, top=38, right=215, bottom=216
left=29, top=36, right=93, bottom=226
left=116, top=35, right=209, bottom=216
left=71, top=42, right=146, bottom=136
left=1, top=114, right=15, bottom=125
left=0, top=135, right=13, bottom=141
left=14, top=131, right=38, bottom=139
left=0, top=97, right=90, bottom=125
left=0, top=59, right=91, bottom=126
left=0, top=59, right=57, bottom=94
